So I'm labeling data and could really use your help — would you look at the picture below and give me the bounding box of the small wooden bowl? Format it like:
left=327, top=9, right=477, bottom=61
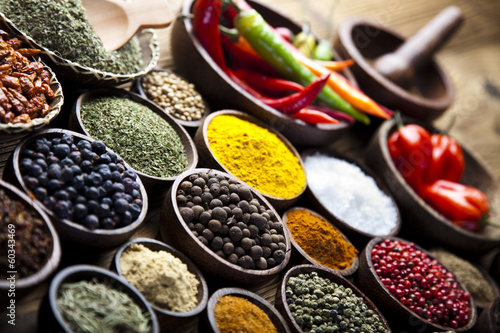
left=113, top=237, right=209, bottom=332
left=135, top=67, right=210, bottom=131
left=334, top=17, right=453, bottom=122
left=275, top=264, right=391, bottom=333
left=3, top=128, right=149, bottom=249
left=159, top=168, right=291, bottom=285
left=0, top=12, right=160, bottom=87
left=171, top=0, right=354, bottom=147
left=0, top=179, right=61, bottom=299
left=472, top=297, right=500, bottom=333
left=358, top=236, right=477, bottom=332
left=365, top=117, right=500, bottom=254
left=301, top=147, right=401, bottom=247
left=69, top=87, right=198, bottom=207
left=205, top=287, right=290, bottom=333
left=282, top=207, right=358, bottom=276
left=40, top=264, right=159, bottom=333
left=194, top=110, right=306, bottom=211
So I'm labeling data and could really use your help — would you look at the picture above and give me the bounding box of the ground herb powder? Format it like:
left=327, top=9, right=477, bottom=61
left=120, top=243, right=200, bottom=312
left=214, top=295, right=277, bottom=333
left=287, top=209, right=358, bottom=270
left=0, top=0, right=143, bottom=74
left=207, top=115, right=305, bottom=199
left=81, top=96, right=187, bottom=178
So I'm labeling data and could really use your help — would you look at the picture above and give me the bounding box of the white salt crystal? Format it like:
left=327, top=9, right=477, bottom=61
left=304, top=153, right=398, bottom=236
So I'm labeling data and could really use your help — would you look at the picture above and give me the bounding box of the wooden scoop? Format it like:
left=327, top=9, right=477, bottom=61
left=374, top=6, right=463, bottom=89
left=82, top=0, right=173, bottom=52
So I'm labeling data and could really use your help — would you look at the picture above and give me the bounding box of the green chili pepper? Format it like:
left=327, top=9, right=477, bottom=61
left=233, top=8, right=369, bottom=124
left=312, top=39, right=333, bottom=61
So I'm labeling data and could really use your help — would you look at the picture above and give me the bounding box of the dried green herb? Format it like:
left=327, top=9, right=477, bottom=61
left=0, top=0, right=143, bottom=74
left=0, top=189, right=52, bottom=279
left=80, top=96, right=187, bottom=178
left=57, top=278, right=151, bottom=333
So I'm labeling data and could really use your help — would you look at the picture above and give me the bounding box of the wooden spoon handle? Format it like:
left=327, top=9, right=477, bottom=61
left=117, top=0, right=173, bottom=30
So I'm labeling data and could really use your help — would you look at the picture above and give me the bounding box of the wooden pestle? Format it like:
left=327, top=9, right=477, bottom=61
left=82, top=0, right=173, bottom=52
left=374, top=6, right=463, bottom=90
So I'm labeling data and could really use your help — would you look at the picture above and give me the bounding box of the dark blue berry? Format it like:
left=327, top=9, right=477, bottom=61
left=100, top=217, right=115, bottom=229
left=54, top=190, right=70, bottom=201
left=34, top=158, right=47, bottom=171
left=70, top=143, right=78, bottom=152
left=84, top=186, right=100, bottom=200
left=51, top=138, right=61, bottom=146
left=114, top=198, right=129, bottom=214
left=65, top=186, right=78, bottom=200
left=53, top=144, right=70, bottom=158
left=61, top=167, right=74, bottom=183
left=131, top=189, right=140, bottom=199
left=54, top=200, right=72, bottom=219
left=46, top=155, right=60, bottom=166
left=121, top=211, right=133, bottom=226
left=75, top=195, right=87, bottom=204
left=47, top=179, right=62, bottom=192
left=30, top=163, right=43, bottom=177
left=80, top=148, right=94, bottom=161
left=72, top=175, right=85, bottom=190
left=68, top=151, right=82, bottom=164
left=98, top=203, right=111, bottom=218
left=133, top=198, right=143, bottom=207
left=33, top=187, right=47, bottom=201
left=77, top=139, right=91, bottom=151
left=47, top=164, right=62, bottom=179
left=98, top=153, right=112, bottom=165
left=112, top=192, right=125, bottom=201
left=25, top=177, right=39, bottom=190
left=117, top=163, right=126, bottom=173
left=123, top=194, right=133, bottom=203
left=123, top=177, right=135, bottom=193
left=84, top=215, right=99, bottom=230
left=98, top=168, right=112, bottom=181
left=110, top=171, right=122, bottom=183
left=129, top=203, right=141, bottom=219
left=123, top=169, right=137, bottom=180
left=87, top=200, right=99, bottom=214
left=108, top=163, right=117, bottom=171
left=71, top=165, right=82, bottom=176
left=33, top=152, right=45, bottom=160
left=21, top=149, right=35, bottom=159
left=60, top=133, right=73, bottom=145
left=112, top=183, right=125, bottom=193
left=102, top=179, right=114, bottom=194
left=73, top=203, right=88, bottom=220
left=34, top=141, right=50, bottom=154
left=80, top=160, right=93, bottom=173
left=91, top=141, right=106, bottom=155
left=87, top=172, right=103, bottom=187
left=19, top=158, right=33, bottom=173
left=38, top=173, right=49, bottom=187
left=98, top=186, right=107, bottom=198
left=101, top=197, right=113, bottom=206
left=107, top=151, right=117, bottom=163
left=43, top=196, right=57, bottom=210
left=60, top=157, right=74, bottom=168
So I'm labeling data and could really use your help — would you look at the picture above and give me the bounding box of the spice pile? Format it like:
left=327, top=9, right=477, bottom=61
left=80, top=96, right=187, bottom=179
left=0, top=0, right=143, bottom=74
left=372, top=239, right=472, bottom=328
left=0, top=189, right=52, bottom=278
left=286, top=272, right=388, bottom=332
left=207, top=114, right=305, bottom=199
left=141, top=71, right=205, bottom=122
left=177, top=171, right=287, bottom=270
left=19, top=133, right=143, bottom=230
left=286, top=209, right=358, bottom=270
left=0, top=30, right=55, bottom=124
left=119, top=243, right=200, bottom=312
left=304, top=153, right=398, bottom=236
left=57, top=278, right=151, bottom=333
left=214, top=295, right=277, bottom=333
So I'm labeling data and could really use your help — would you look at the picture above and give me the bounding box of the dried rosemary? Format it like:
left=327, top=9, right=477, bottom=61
left=80, top=96, right=187, bottom=178
left=57, top=278, right=151, bottom=333
left=0, top=0, right=143, bottom=74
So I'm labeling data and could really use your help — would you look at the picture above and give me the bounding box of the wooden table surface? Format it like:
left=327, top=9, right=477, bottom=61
left=2, top=0, right=500, bottom=332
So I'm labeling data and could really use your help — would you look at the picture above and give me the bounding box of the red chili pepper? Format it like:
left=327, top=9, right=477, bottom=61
left=387, top=117, right=433, bottom=198
left=292, top=108, right=339, bottom=124
left=221, top=35, right=278, bottom=74
left=234, top=68, right=304, bottom=93
left=424, top=179, right=490, bottom=232
left=274, top=27, right=294, bottom=42
left=423, top=133, right=465, bottom=184
left=304, top=105, right=355, bottom=123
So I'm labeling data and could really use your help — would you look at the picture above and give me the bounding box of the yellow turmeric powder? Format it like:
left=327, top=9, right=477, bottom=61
left=207, top=115, right=306, bottom=199
left=214, top=295, right=277, bottom=333
left=286, top=209, right=358, bottom=270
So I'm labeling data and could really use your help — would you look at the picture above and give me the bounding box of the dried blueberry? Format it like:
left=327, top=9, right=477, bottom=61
left=60, top=157, right=74, bottom=168
left=100, top=217, right=115, bottom=229
left=84, top=186, right=100, bottom=200
left=111, top=171, right=122, bottom=183
left=123, top=169, right=137, bottom=180
left=65, top=186, right=78, bottom=200
left=25, top=177, right=39, bottom=190
left=87, top=172, right=103, bottom=187
left=33, top=187, right=47, bottom=201
left=98, top=203, right=111, bottom=218
left=47, top=164, right=62, bottom=179
left=68, top=151, right=82, bottom=164
left=47, top=179, right=62, bottom=192
left=129, top=203, right=141, bottom=219
left=34, top=158, right=47, bottom=171
left=72, top=175, right=85, bottom=190
left=61, top=167, right=73, bottom=183
left=80, top=148, right=94, bottom=161
left=43, top=196, right=57, bottom=210
left=54, top=200, right=72, bottom=219
left=80, top=160, right=93, bottom=173
left=87, top=200, right=99, bottom=215
left=91, top=140, right=106, bottom=155
left=19, top=158, right=33, bottom=173
left=98, top=153, right=112, bottom=165
left=112, top=183, right=125, bottom=193
left=54, top=190, right=70, bottom=201
left=53, top=144, right=70, bottom=158
left=77, top=139, right=91, bottom=151
left=121, top=211, right=133, bottom=226
left=84, top=214, right=99, bottom=230
left=60, top=133, right=73, bottom=145
left=114, top=198, right=129, bottom=214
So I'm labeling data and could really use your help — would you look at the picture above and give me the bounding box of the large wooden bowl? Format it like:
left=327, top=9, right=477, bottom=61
left=69, top=87, right=198, bottom=208
left=194, top=110, right=306, bottom=212
left=0, top=179, right=61, bottom=303
left=357, top=236, right=477, bottom=332
left=365, top=117, right=500, bottom=254
left=3, top=128, right=149, bottom=249
left=282, top=207, right=358, bottom=276
left=275, top=264, right=391, bottom=333
left=39, top=264, right=159, bottom=333
left=113, top=238, right=209, bottom=332
left=171, top=0, right=354, bottom=147
left=159, top=168, right=291, bottom=285
left=301, top=147, right=401, bottom=247
left=204, top=287, right=290, bottom=333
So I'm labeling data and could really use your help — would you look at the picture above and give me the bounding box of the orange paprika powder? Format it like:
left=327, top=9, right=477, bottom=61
left=286, top=209, right=358, bottom=270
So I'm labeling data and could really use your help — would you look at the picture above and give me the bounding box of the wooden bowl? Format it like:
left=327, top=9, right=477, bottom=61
left=365, top=117, right=500, bottom=254
left=334, top=17, right=453, bottom=122
left=301, top=147, right=401, bottom=247
left=472, top=297, right=500, bottom=333
left=69, top=87, right=198, bottom=208
left=194, top=110, right=306, bottom=211
left=171, top=0, right=354, bottom=147
left=39, top=264, right=159, bottom=333
left=0, top=12, right=160, bottom=87
left=282, top=207, right=358, bottom=276
left=134, top=67, right=211, bottom=132
left=357, top=236, right=477, bottom=332
left=113, top=237, right=209, bottom=332
left=0, top=179, right=61, bottom=300
left=159, top=168, right=291, bottom=285
left=205, top=287, right=290, bottom=333
left=275, top=264, right=391, bottom=333
left=3, top=128, right=149, bottom=249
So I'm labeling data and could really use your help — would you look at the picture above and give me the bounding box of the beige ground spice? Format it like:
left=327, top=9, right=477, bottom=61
left=120, top=243, right=200, bottom=312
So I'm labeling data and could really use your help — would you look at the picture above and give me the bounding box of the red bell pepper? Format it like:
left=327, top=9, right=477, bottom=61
left=292, top=108, right=339, bottom=124
left=424, top=179, right=490, bottom=232
left=387, top=119, right=433, bottom=198
left=423, top=133, right=465, bottom=184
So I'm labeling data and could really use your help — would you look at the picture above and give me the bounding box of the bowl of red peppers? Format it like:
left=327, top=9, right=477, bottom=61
left=365, top=116, right=500, bottom=254
left=170, top=0, right=392, bottom=147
